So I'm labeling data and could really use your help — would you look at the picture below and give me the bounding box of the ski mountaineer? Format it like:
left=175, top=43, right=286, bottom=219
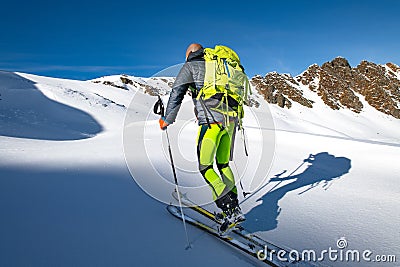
left=159, top=43, right=248, bottom=228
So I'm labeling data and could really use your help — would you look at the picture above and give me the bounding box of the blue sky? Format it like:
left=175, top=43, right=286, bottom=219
left=1, top=0, right=399, bottom=80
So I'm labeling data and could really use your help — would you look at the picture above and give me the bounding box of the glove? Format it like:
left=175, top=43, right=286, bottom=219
left=159, top=117, right=169, bottom=130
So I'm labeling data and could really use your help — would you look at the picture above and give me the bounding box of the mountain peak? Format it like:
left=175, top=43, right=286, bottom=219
left=252, top=58, right=400, bottom=119
left=323, top=56, right=351, bottom=69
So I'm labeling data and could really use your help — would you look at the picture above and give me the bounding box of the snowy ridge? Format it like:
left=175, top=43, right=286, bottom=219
left=0, top=71, right=399, bottom=267
left=91, top=74, right=174, bottom=96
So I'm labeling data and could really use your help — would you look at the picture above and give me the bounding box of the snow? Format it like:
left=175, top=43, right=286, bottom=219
left=0, top=70, right=399, bottom=266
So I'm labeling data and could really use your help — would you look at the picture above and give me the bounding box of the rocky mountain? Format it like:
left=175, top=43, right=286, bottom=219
left=252, top=57, right=400, bottom=119
left=92, top=58, right=400, bottom=120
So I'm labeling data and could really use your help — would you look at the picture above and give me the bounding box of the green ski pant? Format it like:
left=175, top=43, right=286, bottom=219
left=197, top=123, right=237, bottom=200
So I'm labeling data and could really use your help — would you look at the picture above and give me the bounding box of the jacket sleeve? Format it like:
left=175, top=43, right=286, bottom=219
left=164, top=63, right=194, bottom=124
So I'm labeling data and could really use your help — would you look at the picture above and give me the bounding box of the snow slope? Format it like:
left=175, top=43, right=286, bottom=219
left=0, top=71, right=399, bottom=266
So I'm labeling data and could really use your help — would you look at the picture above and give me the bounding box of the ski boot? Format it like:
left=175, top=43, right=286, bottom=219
left=231, top=206, right=246, bottom=223
left=215, top=192, right=246, bottom=235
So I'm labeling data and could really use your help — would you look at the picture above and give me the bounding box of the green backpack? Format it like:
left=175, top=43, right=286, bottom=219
left=197, top=45, right=251, bottom=126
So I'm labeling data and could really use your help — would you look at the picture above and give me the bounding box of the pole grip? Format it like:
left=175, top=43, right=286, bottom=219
left=153, top=95, right=165, bottom=117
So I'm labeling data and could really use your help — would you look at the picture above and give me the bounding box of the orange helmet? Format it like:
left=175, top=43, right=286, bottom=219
left=185, top=43, right=203, bottom=60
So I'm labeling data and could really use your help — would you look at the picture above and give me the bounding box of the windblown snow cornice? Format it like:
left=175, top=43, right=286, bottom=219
left=252, top=57, right=400, bottom=119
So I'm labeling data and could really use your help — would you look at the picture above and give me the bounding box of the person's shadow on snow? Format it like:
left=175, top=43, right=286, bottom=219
left=242, top=152, right=351, bottom=232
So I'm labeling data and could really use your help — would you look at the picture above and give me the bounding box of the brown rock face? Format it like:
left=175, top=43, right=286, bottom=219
left=301, top=57, right=363, bottom=113
left=386, top=62, right=400, bottom=73
left=251, top=72, right=313, bottom=109
left=354, top=61, right=400, bottom=118
left=120, top=76, right=133, bottom=85
left=252, top=57, right=400, bottom=119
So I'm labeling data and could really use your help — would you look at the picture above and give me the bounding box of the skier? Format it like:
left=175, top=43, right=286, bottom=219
left=159, top=43, right=248, bottom=229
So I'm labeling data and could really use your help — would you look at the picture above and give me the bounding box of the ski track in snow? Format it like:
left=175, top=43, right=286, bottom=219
left=272, top=128, right=400, bottom=148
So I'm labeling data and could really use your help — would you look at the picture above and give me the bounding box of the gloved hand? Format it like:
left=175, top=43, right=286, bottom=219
left=159, top=117, right=169, bottom=130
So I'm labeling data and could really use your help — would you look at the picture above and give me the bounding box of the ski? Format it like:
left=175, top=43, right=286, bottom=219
left=219, top=216, right=242, bottom=235
left=167, top=205, right=282, bottom=266
left=172, top=191, right=311, bottom=266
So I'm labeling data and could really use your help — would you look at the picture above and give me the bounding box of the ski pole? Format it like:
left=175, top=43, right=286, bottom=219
left=232, top=160, right=251, bottom=197
left=241, top=127, right=249, bottom=157
left=235, top=126, right=251, bottom=197
left=154, top=96, right=191, bottom=250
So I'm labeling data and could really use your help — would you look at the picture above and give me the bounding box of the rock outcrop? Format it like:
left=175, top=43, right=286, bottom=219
left=252, top=57, right=400, bottom=119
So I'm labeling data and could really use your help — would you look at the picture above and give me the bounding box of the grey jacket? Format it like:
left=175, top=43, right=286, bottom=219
left=164, top=48, right=227, bottom=126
